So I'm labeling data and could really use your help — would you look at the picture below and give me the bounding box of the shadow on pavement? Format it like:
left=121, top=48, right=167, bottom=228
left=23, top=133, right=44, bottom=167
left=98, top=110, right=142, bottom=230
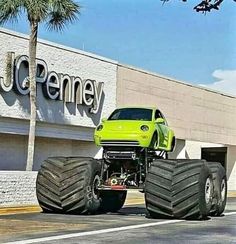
left=117, top=206, right=147, bottom=215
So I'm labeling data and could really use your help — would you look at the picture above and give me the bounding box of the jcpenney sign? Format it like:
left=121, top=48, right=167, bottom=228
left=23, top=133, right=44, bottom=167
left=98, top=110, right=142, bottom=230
left=0, top=53, right=104, bottom=114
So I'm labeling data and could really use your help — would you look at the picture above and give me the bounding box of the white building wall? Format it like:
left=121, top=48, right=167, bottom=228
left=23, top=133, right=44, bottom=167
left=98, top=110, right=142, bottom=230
left=169, top=140, right=224, bottom=159
left=0, top=28, right=118, bottom=170
left=34, top=137, right=99, bottom=170
left=0, top=116, right=99, bottom=170
left=0, top=171, right=37, bottom=207
left=227, top=146, right=236, bottom=191
left=0, top=133, right=28, bottom=170
left=185, top=141, right=224, bottom=159
left=0, top=133, right=100, bottom=170
left=0, top=28, right=117, bottom=127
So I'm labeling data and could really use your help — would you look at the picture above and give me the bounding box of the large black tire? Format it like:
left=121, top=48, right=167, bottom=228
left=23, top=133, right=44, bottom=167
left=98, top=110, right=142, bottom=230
left=36, top=157, right=102, bottom=214
left=99, top=190, right=127, bottom=213
left=145, top=159, right=213, bottom=219
left=172, top=160, right=213, bottom=219
left=207, top=162, right=227, bottom=216
left=145, top=159, right=175, bottom=218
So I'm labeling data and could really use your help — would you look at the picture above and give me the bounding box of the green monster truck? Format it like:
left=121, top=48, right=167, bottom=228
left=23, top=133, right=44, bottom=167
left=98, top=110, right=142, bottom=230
left=36, top=107, right=227, bottom=219
left=94, top=107, right=175, bottom=151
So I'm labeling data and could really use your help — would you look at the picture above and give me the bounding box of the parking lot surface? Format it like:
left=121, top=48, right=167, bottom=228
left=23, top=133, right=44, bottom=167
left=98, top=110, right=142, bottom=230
left=0, top=194, right=235, bottom=244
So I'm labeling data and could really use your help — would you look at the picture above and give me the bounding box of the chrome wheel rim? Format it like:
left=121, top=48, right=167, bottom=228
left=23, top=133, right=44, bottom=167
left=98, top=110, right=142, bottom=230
left=221, top=179, right=226, bottom=202
left=92, top=175, right=100, bottom=200
left=205, top=178, right=212, bottom=204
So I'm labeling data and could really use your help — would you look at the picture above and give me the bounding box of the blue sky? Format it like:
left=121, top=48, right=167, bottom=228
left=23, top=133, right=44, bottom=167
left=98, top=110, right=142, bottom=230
left=3, top=0, right=236, bottom=94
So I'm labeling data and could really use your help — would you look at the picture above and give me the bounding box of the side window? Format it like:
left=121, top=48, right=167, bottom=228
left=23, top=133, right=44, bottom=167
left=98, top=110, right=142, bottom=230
left=155, top=110, right=163, bottom=119
left=155, top=110, right=168, bottom=126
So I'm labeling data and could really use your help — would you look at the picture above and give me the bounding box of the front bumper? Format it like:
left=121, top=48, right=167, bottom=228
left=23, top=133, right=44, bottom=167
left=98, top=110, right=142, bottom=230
left=94, top=132, right=152, bottom=148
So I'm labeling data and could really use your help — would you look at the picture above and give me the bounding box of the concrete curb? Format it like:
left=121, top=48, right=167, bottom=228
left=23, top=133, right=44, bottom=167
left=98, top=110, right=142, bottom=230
left=0, top=205, right=42, bottom=215
left=0, top=200, right=144, bottom=216
left=229, top=191, right=236, bottom=198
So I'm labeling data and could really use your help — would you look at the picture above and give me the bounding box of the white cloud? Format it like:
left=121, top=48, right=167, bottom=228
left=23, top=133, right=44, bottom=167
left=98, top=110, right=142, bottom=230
left=199, top=69, right=236, bottom=96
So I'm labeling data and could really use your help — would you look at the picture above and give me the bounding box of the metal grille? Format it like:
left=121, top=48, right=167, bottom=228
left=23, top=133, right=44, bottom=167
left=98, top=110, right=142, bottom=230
left=100, top=140, right=140, bottom=146
left=105, top=151, right=136, bottom=160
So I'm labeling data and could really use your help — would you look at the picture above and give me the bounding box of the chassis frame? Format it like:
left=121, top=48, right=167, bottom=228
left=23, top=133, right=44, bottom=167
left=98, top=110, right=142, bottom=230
left=98, top=146, right=168, bottom=191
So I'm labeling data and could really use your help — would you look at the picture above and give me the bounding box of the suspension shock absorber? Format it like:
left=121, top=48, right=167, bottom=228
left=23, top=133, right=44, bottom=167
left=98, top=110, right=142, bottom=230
left=145, top=148, right=149, bottom=174
left=138, top=152, right=143, bottom=185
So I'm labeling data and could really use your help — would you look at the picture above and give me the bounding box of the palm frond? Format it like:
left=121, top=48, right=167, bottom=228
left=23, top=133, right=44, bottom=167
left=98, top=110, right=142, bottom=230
left=194, top=0, right=224, bottom=13
left=24, top=0, right=49, bottom=22
left=47, top=0, right=80, bottom=31
left=0, top=0, right=24, bottom=24
left=161, top=0, right=227, bottom=13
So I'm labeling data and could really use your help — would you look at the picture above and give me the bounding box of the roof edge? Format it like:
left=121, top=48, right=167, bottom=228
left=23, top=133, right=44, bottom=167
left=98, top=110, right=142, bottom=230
left=118, top=63, right=236, bottom=99
left=0, top=27, right=118, bottom=65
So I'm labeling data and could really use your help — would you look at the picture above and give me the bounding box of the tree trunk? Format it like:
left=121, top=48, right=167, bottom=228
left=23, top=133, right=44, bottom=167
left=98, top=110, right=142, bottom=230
left=26, top=21, right=38, bottom=171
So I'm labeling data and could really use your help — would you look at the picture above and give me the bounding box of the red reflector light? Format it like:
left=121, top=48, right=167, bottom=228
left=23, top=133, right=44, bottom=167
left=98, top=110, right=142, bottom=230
left=111, top=185, right=126, bottom=190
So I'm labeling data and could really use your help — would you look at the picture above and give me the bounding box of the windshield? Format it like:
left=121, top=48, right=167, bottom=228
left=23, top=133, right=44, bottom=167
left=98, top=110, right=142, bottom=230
left=108, top=108, right=153, bottom=121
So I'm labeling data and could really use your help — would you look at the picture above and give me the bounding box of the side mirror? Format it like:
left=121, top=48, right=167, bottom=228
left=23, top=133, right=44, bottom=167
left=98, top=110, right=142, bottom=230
left=101, top=118, right=107, bottom=122
left=155, top=118, right=165, bottom=124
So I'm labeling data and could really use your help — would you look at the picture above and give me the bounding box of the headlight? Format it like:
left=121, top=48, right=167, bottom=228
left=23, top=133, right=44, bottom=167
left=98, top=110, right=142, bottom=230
left=97, top=124, right=103, bottom=131
left=141, top=125, right=149, bottom=131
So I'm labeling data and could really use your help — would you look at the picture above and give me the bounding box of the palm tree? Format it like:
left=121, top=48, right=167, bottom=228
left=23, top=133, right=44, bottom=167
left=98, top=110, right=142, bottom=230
left=0, top=0, right=80, bottom=171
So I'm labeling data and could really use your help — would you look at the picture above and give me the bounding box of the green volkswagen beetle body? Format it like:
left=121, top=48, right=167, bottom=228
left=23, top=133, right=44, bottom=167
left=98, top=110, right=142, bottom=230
left=94, top=107, right=175, bottom=152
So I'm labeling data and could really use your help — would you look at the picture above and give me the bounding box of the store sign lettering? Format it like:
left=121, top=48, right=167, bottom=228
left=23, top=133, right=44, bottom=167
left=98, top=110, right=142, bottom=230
left=0, top=53, right=104, bottom=114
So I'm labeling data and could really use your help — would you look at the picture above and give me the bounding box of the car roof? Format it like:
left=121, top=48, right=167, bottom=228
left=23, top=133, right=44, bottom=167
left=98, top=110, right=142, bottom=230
left=115, top=106, right=157, bottom=111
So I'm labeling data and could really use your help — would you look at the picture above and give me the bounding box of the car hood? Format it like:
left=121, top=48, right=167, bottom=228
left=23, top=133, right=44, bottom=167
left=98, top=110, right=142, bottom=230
left=102, top=120, right=153, bottom=132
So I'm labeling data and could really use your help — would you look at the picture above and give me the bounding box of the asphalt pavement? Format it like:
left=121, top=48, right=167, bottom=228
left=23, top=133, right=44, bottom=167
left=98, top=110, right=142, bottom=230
left=0, top=192, right=235, bottom=244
